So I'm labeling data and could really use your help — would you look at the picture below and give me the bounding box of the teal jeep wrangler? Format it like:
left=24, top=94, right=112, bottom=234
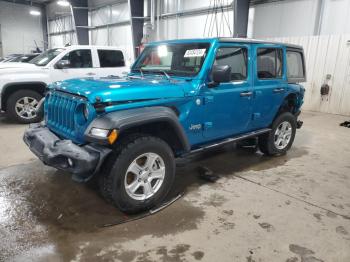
left=24, top=38, right=305, bottom=213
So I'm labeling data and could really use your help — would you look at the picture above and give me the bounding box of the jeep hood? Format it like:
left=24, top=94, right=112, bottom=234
left=51, top=77, right=190, bottom=103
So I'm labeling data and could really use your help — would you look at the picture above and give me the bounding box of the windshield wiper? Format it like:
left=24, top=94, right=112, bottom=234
left=139, top=68, right=144, bottom=78
left=128, top=68, right=145, bottom=79
left=160, top=70, right=171, bottom=81
left=133, top=69, right=172, bottom=80
left=143, top=70, right=171, bottom=81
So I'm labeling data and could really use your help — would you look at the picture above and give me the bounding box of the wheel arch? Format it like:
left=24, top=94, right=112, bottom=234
left=275, top=92, right=300, bottom=118
left=1, top=82, right=47, bottom=111
left=85, top=106, right=191, bottom=156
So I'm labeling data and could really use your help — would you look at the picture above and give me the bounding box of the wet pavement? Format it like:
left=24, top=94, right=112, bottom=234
left=0, top=111, right=350, bottom=262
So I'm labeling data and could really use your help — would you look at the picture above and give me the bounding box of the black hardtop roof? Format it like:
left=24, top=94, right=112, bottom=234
left=149, top=37, right=303, bottom=50
left=218, top=37, right=303, bottom=49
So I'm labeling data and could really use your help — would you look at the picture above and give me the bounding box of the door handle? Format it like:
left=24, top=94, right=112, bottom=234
left=273, top=88, right=285, bottom=93
left=240, top=91, right=253, bottom=97
left=86, top=72, right=96, bottom=76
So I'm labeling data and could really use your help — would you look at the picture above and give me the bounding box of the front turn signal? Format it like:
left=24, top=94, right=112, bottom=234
left=108, top=129, right=118, bottom=144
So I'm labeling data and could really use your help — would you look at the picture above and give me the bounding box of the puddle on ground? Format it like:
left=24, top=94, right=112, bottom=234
left=0, top=145, right=308, bottom=261
left=0, top=162, right=206, bottom=261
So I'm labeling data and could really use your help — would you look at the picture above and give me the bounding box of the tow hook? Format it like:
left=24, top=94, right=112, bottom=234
left=297, top=120, right=303, bottom=129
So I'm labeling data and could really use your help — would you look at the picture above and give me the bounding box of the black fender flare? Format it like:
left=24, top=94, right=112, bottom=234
left=84, top=106, right=191, bottom=153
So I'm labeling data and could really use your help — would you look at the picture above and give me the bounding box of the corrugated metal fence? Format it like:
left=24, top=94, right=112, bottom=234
left=267, top=35, right=350, bottom=116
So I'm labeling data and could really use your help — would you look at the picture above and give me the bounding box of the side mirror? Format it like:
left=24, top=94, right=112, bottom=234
left=209, top=65, right=232, bottom=87
left=55, top=60, right=70, bottom=69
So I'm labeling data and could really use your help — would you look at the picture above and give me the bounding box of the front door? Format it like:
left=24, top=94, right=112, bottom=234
left=201, top=43, right=253, bottom=140
left=50, top=49, right=97, bottom=82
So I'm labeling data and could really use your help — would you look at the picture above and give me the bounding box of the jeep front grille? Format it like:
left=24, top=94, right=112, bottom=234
left=46, top=91, right=80, bottom=138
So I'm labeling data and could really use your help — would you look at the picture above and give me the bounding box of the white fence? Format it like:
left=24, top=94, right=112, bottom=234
left=267, top=35, right=350, bottom=116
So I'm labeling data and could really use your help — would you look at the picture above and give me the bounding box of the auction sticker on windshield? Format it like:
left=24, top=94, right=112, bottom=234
left=184, top=49, right=206, bottom=57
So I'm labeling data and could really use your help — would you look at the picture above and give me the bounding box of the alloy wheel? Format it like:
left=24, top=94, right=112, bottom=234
left=274, top=121, right=292, bottom=150
left=15, top=96, right=39, bottom=120
left=124, top=152, right=165, bottom=201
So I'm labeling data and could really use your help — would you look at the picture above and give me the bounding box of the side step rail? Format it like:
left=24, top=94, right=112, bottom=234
left=182, top=128, right=271, bottom=157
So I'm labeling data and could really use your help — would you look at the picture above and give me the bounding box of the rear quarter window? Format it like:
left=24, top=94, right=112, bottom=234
left=98, top=50, right=125, bottom=67
left=286, top=50, right=306, bottom=82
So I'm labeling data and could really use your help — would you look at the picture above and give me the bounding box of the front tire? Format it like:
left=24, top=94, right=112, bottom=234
left=258, top=112, right=297, bottom=156
left=6, top=90, right=43, bottom=124
left=99, top=135, right=175, bottom=214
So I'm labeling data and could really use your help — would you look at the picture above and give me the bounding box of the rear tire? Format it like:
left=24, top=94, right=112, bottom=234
left=6, top=90, right=43, bottom=124
left=99, top=135, right=175, bottom=214
left=258, top=112, right=297, bottom=156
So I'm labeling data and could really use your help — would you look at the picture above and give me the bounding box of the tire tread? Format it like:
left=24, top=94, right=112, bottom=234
left=98, top=134, right=175, bottom=214
left=258, top=112, right=297, bottom=156
left=6, top=90, right=43, bottom=124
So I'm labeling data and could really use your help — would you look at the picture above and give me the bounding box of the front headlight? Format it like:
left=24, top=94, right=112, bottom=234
left=90, top=128, right=109, bottom=137
left=89, top=128, right=119, bottom=144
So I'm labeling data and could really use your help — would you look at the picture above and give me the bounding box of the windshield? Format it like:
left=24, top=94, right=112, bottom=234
left=132, top=43, right=211, bottom=77
left=30, top=48, right=64, bottom=66
left=9, top=56, right=22, bottom=62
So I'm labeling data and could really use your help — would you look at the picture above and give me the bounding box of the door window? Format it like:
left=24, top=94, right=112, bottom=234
left=257, top=48, right=283, bottom=79
left=286, top=50, right=305, bottom=82
left=98, top=50, right=125, bottom=67
left=214, top=47, right=248, bottom=81
left=59, top=49, right=92, bottom=68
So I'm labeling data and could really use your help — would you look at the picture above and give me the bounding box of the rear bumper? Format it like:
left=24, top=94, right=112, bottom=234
left=23, top=123, right=111, bottom=180
left=294, top=110, right=303, bottom=129
left=296, top=120, right=303, bottom=129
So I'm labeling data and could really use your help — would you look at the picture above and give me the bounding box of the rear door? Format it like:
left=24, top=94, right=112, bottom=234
left=250, top=45, right=287, bottom=129
left=95, top=49, right=128, bottom=77
left=202, top=43, right=253, bottom=139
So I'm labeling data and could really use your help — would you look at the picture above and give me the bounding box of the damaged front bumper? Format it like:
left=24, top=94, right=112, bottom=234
left=23, top=123, right=111, bottom=181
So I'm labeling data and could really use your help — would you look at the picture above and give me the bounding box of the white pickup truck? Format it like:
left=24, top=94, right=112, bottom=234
left=0, top=45, right=129, bottom=123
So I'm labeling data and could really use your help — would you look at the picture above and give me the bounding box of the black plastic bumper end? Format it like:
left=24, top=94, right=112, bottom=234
left=297, top=120, right=303, bottom=129
left=23, top=124, right=111, bottom=179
